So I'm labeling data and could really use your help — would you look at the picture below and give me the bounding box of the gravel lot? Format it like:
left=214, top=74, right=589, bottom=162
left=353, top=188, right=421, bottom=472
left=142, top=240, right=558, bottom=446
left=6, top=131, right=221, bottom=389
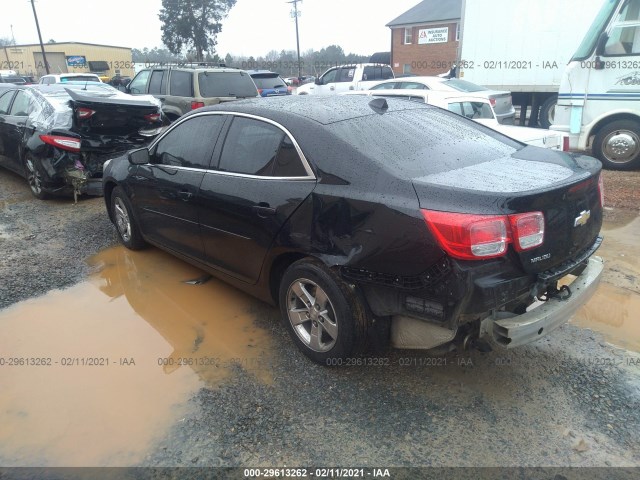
left=0, top=166, right=639, bottom=471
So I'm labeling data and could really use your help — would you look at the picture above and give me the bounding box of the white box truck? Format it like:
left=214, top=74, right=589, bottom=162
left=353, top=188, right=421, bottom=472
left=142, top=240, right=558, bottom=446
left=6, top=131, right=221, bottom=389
left=457, top=0, right=603, bottom=128
left=553, top=0, right=640, bottom=170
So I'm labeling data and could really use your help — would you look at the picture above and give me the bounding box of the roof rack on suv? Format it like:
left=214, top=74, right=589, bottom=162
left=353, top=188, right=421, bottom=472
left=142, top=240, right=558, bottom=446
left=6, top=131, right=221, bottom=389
left=143, top=62, right=233, bottom=69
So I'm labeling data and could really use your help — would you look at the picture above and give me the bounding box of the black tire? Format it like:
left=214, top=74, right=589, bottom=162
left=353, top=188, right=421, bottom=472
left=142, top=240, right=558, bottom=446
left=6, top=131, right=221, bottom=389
left=593, top=119, right=640, bottom=170
left=23, top=154, right=50, bottom=200
left=279, top=258, right=371, bottom=365
left=110, top=186, right=146, bottom=250
left=538, top=95, right=557, bottom=129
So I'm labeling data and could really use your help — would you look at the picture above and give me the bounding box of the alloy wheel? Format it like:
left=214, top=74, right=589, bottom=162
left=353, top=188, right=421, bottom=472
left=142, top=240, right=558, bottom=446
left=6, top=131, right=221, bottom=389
left=114, top=196, right=132, bottom=242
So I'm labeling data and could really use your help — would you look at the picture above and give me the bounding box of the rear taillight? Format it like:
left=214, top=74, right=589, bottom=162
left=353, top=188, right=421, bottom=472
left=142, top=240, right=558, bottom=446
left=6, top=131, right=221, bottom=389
left=257, top=89, right=264, bottom=95
left=39, top=134, right=81, bottom=152
left=509, top=212, right=545, bottom=252
left=191, top=101, right=205, bottom=110
left=76, top=107, right=95, bottom=119
left=422, top=210, right=545, bottom=260
left=144, top=113, right=161, bottom=122
left=562, top=135, right=569, bottom=152
left=598, top=174, right=605, bottom=207
left=489, top=98, right=496, bottom=107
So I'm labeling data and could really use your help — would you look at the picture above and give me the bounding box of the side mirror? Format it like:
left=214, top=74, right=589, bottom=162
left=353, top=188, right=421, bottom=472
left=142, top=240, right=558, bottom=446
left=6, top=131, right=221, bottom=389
left=595, top=32, right=609, bottom=56
left=314, top=77, right=322, bottom=85
left=128, top=147, right=150, bottom=165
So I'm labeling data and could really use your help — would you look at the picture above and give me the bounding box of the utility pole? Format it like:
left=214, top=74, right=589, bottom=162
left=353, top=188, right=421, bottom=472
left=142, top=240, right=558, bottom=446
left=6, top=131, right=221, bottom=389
left=30, top=0, right=50, bottom=74
left=287, top=0, right=302, bottom=81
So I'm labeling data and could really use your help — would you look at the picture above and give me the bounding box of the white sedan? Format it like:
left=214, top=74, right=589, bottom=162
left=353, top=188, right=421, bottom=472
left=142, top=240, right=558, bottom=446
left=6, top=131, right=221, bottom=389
left=344, top=89, right=568, bottom=151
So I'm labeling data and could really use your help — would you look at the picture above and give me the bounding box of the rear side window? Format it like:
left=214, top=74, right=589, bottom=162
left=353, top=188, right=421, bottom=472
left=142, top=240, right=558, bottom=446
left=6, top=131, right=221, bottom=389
left=153, top=115, right=224, bottom=169
left=0, top=91, right=15, bottom=114
left=336, top=68, right=356, bottom=83
left=371, top=82, right=396, bottom=90
left=218, top=117, right=307, bottom=177
left=198, top=72, right=257, bottom=98
left=398, top=82, right=428, bottom=90
left=448, top=101, right=494, bottom=120
left=148, top=70, right=165, bottom=94
left=363, top=65, right=394, bottom=81
left=9, top=91, right=32, bottom=116
left=169, top=71, right=193, bottom=97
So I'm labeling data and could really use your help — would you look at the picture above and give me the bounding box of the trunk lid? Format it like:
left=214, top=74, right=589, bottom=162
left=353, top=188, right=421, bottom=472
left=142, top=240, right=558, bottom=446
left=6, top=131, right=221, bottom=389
left=412, top=147, right=602, bottom=274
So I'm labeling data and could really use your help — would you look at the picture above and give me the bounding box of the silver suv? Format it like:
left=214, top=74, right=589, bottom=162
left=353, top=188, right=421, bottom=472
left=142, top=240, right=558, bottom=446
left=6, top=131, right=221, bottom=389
left=127, top=65, right=259, bottom=121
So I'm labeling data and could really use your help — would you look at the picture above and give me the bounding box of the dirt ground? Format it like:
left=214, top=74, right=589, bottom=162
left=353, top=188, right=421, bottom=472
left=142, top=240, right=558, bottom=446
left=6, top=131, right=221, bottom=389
left=0, top=166, right=639, bottom=471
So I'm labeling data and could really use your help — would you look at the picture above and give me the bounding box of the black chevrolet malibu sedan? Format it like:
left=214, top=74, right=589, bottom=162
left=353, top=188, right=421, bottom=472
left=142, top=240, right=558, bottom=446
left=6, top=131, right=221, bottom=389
left=103, top=95, right=604, bottom=364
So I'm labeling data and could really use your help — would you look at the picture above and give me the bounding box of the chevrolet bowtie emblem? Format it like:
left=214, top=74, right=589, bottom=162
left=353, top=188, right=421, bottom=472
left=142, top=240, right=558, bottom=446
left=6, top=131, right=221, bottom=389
left=574, top=210, right=591, bottom=227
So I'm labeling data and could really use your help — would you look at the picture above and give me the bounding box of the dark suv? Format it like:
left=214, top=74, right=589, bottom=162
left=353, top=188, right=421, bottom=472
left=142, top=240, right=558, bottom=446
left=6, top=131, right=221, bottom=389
left=127, top=65, right=259, bottom=121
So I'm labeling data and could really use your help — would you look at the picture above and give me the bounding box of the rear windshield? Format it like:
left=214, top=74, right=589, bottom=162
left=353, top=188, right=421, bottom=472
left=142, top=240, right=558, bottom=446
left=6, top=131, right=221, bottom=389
left=442, top=79, right=486, bottom=92
left=60, top=76, right=100, bottom=83
left=328, top=107, right=520, bottom=178
left=251, top=75, right=287, bottom=89
left=198, top=72, right=258, bottom=98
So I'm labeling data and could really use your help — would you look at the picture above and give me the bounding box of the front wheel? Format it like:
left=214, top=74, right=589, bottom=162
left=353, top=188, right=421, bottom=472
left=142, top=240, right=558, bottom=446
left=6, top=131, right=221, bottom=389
left=593, top=120, right=640, bottom=170
left=279, top=259, right=371, bottom=364
left=23, top=154, right=49, bottom=200
left=110, top=186, right=146, bottom=250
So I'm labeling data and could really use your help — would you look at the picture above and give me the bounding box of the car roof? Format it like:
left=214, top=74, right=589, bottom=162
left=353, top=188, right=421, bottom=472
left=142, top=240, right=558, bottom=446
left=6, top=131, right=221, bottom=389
left=200, top=95, right=430, bottom=126
left=247, top=70, right=280, bottom=76
left=44, top=73, right=100, bottom=78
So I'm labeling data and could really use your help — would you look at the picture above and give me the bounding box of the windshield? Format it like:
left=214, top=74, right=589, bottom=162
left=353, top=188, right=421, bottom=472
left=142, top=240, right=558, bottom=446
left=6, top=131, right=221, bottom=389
left=198, top=72, right=258, bottom=98
left=442, top=79, right=486, bottom=92
left=251, top=75, right=287, bottom=89
left=572, top=0, right=620, bottom=60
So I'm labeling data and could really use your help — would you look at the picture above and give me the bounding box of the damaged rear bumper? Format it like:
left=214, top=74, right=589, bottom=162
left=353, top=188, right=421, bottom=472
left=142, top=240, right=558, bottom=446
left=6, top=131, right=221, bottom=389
left=487, top=256, right=604, bottom=348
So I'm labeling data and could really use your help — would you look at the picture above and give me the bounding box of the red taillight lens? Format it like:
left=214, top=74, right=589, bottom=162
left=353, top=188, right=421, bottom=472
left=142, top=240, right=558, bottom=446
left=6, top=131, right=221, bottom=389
left=257, top=89, right=264, bottom=94
left=144, top=113, right=161, bottom=122
left=191, top=101, right=205, bottom=110
left=76, top=107, right=95, bottom=119
left=562, top=135, right=569, bottom=152
left=509, top=212, right=544, bottom=252
left=39, top=134, right=81, bottom=152
left=598, top=174, right=605, bottom=207
left=490, top=98, right=497, bottom=107
left=421, top=211, right=509, bottom=260
left=422, top=209, right=545, bottom=260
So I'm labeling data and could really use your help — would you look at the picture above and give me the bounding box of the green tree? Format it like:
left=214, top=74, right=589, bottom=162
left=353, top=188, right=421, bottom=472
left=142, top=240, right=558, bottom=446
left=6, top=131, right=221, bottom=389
left=159, top=0, right=236, bottom=62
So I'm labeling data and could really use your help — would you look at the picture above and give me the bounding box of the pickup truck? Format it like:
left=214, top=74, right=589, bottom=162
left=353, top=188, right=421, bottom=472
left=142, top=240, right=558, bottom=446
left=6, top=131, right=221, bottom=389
left=296, top=64, right=394, bottom=95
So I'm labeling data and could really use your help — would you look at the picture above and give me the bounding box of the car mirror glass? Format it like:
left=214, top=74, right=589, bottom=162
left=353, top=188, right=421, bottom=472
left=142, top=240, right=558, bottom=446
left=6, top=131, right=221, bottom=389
left=128, top=148, right=150, bottom=165
left=315, top=77, right=322, bottom=85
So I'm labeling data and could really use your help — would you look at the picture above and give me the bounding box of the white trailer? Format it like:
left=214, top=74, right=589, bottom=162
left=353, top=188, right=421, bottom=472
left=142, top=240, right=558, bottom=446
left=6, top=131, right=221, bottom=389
left=457, top=0, right=602, bottom=127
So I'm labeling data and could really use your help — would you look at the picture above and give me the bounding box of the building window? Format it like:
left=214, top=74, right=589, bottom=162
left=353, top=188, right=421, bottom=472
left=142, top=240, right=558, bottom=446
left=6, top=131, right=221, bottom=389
left=404, top=27, right=412, bottom=44
left=456, top=23, right=460, bottom=41
left=403, top=64, right=412, bottom=74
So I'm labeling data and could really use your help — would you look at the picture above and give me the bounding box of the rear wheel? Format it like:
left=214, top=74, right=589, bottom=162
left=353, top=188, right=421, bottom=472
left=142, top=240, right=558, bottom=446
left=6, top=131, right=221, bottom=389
left=279, top=259, right=370, bottom=364
left=538, top=95, right=557, bottom=129
left=23, top=154, right=49, bottom=200
left=593, top=119, right=640, bottom=170
left=111, top=186, right=146, bottom=250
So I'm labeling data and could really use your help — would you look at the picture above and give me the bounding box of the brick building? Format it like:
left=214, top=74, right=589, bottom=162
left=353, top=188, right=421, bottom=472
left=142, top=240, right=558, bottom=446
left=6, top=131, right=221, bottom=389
left=387, top=0, right=462, bottom=76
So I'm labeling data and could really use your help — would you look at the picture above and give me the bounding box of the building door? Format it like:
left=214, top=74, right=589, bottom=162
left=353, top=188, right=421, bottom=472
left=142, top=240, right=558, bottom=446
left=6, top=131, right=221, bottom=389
left=33, top=52, right=67, bottom=77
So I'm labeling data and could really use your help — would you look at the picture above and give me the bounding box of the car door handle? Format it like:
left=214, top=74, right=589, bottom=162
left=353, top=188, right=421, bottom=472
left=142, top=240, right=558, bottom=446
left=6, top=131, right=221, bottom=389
left=178, top=190, right=194, bottom=201
left=252, top=204, right=276, bottom=217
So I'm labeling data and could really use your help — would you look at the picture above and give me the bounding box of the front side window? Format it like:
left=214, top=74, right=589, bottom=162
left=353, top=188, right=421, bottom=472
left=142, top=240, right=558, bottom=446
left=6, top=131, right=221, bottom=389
left=148, top=70, right=165, bottom=94
left=404, top=27, right=412, bottom=44
left=0, top=91, right=15, bottom=114
left=153, top=115, right=224, bottom=169
left=129, top=70, right=151, bottom=94
left=604, top=0, right=640, bottom=55
left=320, top=68, right=338, bottom=85
left=218, top=117, right=306, bottom=177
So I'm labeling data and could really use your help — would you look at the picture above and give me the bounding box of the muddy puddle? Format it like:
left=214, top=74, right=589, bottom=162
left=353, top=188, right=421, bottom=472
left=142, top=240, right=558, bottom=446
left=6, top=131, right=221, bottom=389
left=0, top=246, right=276, bottom=466
left=570, top=208, right=640, bottom=353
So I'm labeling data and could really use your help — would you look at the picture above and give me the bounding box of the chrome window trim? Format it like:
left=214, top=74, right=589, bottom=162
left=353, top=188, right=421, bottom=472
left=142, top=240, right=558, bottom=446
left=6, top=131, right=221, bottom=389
left=145, top=164, right=315, bottom=181
left=147, top=110, right=316, bottom=180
